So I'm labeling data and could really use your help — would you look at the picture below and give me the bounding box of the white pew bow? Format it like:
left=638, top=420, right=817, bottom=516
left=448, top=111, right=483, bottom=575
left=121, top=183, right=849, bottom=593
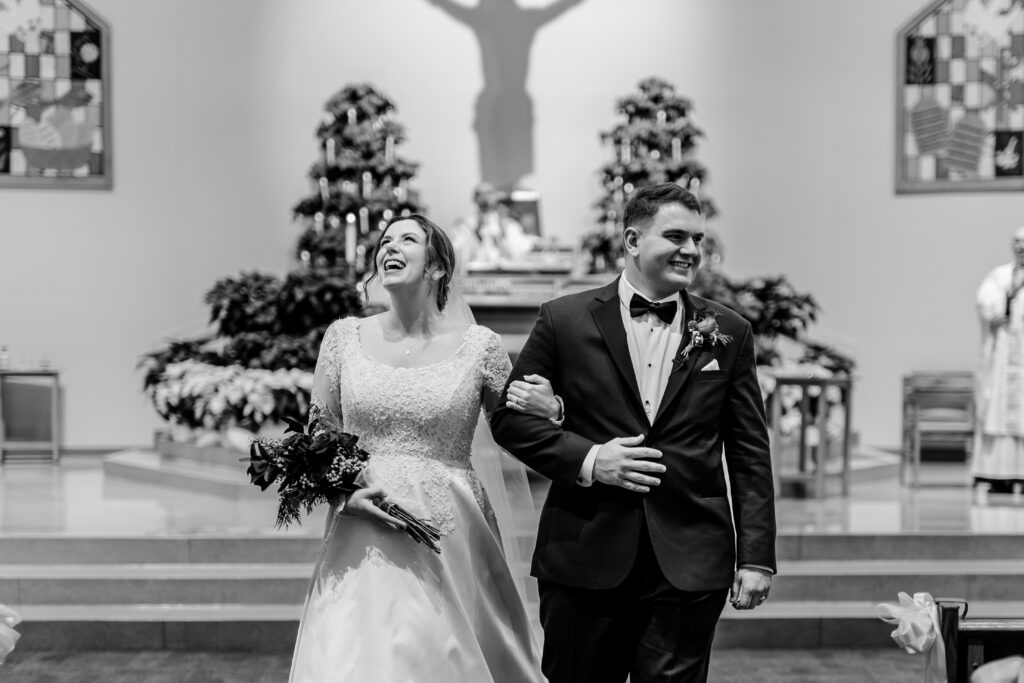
left=0, top=605, right=22, bottom=664
left=877, top=592, right=948, bottom=683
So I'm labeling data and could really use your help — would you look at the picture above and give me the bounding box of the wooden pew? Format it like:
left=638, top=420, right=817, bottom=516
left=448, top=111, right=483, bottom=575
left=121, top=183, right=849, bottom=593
left=939, top=600, right=1024, bottom=681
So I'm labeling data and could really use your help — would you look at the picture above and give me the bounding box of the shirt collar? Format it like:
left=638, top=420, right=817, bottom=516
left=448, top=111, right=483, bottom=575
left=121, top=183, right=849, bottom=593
left=618, top=272, right=682, bottom=308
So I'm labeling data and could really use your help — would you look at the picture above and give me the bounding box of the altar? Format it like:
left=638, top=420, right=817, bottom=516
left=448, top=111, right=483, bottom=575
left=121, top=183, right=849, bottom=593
left=464, top=271, right=612, bottom=354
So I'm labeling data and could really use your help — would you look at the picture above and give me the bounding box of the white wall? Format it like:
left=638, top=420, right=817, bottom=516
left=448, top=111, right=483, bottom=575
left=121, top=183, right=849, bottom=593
left=1, top=0, right=1017, bottom=448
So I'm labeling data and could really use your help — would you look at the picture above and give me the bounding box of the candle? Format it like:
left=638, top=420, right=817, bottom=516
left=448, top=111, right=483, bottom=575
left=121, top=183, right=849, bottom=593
left=318, top=177, right=330, bottom=204
left=395, top=180, right=407, bottom=203
left=300, top=250, right=311, bottom=265
left=347, top=108, right=357, bottom=125
left=345, top=213, right=357, bottom=265
left=382, top=209, right=393, bottom=221
left=671, top=137, right=682, bottom=162
left=362, top=171, right=372, bottom=199
left=620, top=138, right=631, bottom=164
left=325, top=138, right=336, bottom=165
left=650, top=149, right=661, bottom=160
left=385, top=135, right=395, bottom=162
left=359, top=206, right=370, bottom=235
left=314, top=211, right=325, bottom=234
left=656, top=109, right=667, bottom=127
left=689, top=177, right=701, bottom=197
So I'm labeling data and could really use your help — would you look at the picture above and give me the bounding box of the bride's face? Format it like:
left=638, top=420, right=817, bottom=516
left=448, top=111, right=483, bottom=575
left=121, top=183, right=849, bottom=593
left=376, top=220, right=432, bottom=291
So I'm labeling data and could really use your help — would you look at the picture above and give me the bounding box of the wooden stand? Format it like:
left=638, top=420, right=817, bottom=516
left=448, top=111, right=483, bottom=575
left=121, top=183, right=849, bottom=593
left=769, top=374, right=854, bottom=498
left=0, top=369, right=61, bottom=463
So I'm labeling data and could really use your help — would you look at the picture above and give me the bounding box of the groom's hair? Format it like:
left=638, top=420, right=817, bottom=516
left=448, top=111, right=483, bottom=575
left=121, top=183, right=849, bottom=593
left=623, top=182, right=703, bottom=233
left=369, top=214, right=456, bottom=311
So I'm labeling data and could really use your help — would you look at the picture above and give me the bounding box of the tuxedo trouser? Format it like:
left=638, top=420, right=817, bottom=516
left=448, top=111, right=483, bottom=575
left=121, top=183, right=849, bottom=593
left=538, top=521, right=728, bottom=683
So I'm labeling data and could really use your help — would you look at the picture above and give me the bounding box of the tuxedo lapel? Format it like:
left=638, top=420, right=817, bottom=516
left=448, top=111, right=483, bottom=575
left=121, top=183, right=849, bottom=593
left=591, top=279, right=645, bottom=420
left=652, top=291, right=707, bottom=427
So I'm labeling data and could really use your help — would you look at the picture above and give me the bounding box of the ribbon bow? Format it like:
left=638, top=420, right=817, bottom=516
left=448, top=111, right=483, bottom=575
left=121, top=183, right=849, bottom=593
left=629, top=294, right=677, bottom=325
left=877, top=592, right=947, bottom=683
left=971, top=656, right=1024, bottom=683
left=0, top=605, right=22, bottom=664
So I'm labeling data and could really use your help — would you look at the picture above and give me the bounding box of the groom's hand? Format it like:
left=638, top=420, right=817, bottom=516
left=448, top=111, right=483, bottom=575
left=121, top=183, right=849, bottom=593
left=730, top=567, right=772, bottom=610
left=593, top=435, right=665, bottom=493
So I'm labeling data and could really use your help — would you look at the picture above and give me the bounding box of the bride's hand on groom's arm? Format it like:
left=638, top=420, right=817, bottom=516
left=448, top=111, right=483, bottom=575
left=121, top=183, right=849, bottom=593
left=593, top=435, right=665, bottom=494
left=341, top=486, right=407, bottom=532
left=507, top=374, right=563, bottom=422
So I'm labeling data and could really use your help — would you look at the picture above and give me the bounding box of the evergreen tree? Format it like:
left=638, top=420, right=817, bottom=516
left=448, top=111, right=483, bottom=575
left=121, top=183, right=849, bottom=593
left=583, top=77, right=719, bottom=274
left=141, top=84, right=425, bottom=434
left=581, top=77, right=851, bottom=375
left=292, top=84, right=426, bottom=274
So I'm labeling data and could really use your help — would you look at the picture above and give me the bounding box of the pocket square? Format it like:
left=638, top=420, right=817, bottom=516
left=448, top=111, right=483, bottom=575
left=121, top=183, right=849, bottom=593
left=700, top=359, right=720, bottom=372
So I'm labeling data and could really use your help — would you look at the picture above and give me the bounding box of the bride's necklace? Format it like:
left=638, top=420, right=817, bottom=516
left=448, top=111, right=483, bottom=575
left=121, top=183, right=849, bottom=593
left=400, top=336, right=431, bottom=357
left=382, top=326, right=433, bottom=358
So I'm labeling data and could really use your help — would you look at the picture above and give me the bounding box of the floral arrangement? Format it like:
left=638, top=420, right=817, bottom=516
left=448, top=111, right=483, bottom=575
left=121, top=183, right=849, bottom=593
left=145, top=360, right=313, bottom=433
left=245, top=416, right=442, bottom=553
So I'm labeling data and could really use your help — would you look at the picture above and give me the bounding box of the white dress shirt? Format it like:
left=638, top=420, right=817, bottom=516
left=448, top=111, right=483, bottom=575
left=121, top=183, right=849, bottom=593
left=577, top=273, right=683, bottom=486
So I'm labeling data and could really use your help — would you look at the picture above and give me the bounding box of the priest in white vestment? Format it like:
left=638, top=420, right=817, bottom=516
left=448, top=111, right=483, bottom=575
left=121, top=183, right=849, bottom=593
left=973, top=226, right=1024, bottom=490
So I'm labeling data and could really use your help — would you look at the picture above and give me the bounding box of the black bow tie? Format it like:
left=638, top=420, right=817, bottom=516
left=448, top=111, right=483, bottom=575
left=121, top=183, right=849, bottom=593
left=629, top=293, right=677, bottom=325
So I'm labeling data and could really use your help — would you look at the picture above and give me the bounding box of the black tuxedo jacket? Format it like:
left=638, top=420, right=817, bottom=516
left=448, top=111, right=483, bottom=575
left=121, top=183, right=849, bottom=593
left=490, top=278, right=777, bottom=591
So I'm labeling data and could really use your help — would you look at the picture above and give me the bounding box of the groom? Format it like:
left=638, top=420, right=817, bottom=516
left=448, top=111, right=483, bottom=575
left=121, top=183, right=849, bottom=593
left=491, top=182, right=776, bottom=683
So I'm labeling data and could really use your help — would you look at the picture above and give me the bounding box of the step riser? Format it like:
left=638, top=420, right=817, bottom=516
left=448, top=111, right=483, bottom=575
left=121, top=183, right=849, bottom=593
left=7, top=573, right=1020, bottom=605
left=2, top=578, right=311, bottom=605
left=778, top=535, right=1024, bottom=560
left=771, top=574, right=1024, bottom=601
left=12, top=617, right=895, bottom=651
left=0, top=536, right=535, bottom=564
left=103, top=459, right=261, bottom=500
left=4, top=534, right=1022, bottom=564
left=15, top=620, right=300, bottom=652
left=156, top=439, right=250, bottom=468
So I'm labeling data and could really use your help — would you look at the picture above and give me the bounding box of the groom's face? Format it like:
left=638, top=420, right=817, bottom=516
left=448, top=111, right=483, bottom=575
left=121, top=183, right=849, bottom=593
left=629, top=202, right=704, bottom=298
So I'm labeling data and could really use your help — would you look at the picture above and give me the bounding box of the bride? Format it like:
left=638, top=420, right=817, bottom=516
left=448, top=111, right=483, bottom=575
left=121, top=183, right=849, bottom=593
left=289, top=214, right=558, bottom=682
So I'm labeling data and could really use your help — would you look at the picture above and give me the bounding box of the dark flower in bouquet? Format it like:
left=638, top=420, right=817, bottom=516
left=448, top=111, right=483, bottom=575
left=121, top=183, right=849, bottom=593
left=243, top=415, right=442, bottom=553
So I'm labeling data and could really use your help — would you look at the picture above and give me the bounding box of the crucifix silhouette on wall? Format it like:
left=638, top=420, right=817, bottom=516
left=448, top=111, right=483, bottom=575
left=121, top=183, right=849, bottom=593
left=425, top=0, right=585, bottom=188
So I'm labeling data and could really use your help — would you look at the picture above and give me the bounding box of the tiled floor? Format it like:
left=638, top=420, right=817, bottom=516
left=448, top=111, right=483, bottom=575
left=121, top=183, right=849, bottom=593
left=0, top=457, right=325, bottom=538
left=1, top=455, right=1022, bottom=682
left=2, top=456, right=1023, bottom=537
left=0, top=648, right=925, bottom=682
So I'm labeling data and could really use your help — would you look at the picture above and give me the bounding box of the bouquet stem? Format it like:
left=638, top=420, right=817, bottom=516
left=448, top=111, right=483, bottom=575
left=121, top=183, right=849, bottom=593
left=379, top=499, right=442, bottom=554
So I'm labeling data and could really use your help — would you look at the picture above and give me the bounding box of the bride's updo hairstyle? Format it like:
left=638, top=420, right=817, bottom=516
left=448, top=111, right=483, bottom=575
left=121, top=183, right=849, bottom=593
left=369, top=213, right=456, bottom=312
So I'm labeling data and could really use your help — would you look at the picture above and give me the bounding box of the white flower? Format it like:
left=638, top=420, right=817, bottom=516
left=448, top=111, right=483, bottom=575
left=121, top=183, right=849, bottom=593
left=147, top=360, right=313, bottom=431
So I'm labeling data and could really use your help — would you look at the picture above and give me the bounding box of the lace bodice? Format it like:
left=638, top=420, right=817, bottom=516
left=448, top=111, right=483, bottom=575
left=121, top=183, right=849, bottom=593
left=309, top=317, right=511, bottom=534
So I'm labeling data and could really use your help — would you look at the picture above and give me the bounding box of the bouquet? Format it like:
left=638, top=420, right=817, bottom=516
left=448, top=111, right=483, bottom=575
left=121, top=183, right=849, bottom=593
left=243, top=415, right=442, bottom=553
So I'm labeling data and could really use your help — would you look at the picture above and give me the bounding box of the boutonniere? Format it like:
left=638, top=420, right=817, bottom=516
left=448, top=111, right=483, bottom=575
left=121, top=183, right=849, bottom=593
left=680, top=310, right=733, bottom=360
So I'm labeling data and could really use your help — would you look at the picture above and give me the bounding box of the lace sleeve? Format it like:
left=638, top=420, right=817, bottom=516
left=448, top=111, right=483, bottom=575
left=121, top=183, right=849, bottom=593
left=479, top=329, right=512, bottom=419
left=308, top=321, right=344, bottom=432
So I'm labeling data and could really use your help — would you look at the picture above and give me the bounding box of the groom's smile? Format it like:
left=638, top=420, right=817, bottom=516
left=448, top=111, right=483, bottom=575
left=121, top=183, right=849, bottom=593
left=627, top=202, right=705, bottom=299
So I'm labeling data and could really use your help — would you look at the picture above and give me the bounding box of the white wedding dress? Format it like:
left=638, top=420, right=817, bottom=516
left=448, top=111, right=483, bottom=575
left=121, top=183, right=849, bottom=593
left=289, top=317, right=542, bottom=683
